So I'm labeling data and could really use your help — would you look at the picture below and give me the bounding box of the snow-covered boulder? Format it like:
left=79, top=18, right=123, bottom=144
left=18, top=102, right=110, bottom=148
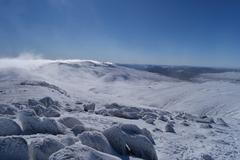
left=108, top=109, right=140, bottom=120
left=61, top=136, right=78, bottom=146
left=41, top=118, right=65, bottom=135
left=216, top=118, right=229, bottom=127
left=158, top=115, right=168, bottom=122
left=0, top=104, right=17, bottom=115
left=83, top=103, right=95, bottom=112
left=71, top=124, right=87, bottom=136
left=0, top=118, right=22, bottom=136
left=145, top=118, right=155, bottom=125
left=58, top=117, right=83, bottom=129
left=165, top=122, right=176, bottom=133
left=29, top=104, right=45, bottom=116
left=29, top=138, right=64, bottom=160
left=142, top=112, right=158, bottom=120
left=78, top=131, right=113, bottom=154
left=18, top=110, right=64, bottom=135
left=49, top=143, right=121, bottom=160
left=0, top=137, right=28, bottom=160
left=18, top=110, right=43, bottom=134
left=43, top=107, right=60, bottom=117
left=39, top=97, right=55, bottom=107
left=141, top=128, right=155, bottom=145
left=28, top=99, right=40, bottom=106
left=103, top=124, right=158, bottom=160
left=120, top=124, right=155, bottom=145
left=200, top=124, right=213, bottom=129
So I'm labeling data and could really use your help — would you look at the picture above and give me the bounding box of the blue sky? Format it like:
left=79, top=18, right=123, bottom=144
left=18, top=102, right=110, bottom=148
left=0, top=0, right=239, bottom=67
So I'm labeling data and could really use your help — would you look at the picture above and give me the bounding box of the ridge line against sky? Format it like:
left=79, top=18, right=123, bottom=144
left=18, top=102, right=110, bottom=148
left=0, top=0, right=240, bottom=67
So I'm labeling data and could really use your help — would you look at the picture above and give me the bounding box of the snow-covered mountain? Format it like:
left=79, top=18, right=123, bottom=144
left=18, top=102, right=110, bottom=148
left=0, top=58, right=240, bottom=160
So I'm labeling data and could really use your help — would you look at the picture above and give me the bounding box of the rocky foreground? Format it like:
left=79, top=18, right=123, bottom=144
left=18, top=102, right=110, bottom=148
left=0, top=96, right=234, bottom=160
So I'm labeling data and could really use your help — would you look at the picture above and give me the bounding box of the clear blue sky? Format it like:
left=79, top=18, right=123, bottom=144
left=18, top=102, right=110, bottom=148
left=0, top=0, right=240, bottom=67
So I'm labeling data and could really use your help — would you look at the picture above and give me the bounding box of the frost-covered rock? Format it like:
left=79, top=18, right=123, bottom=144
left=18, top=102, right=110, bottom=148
left=158, top=115, right=168, bottom=122
left=28, top=99, right=40, bottom=106
left=49, top=143, right=121, bottom=160
left=61, top=136, right=78, bottom=146
left=39, top=97, right=55, bottom=107
left=200, top=124, right=213, bottom=129
left=103, top=124, right=158, bottom=160
left=120, top=124, right=155, bottom=145
left=0, top=118, right=22, bottom=136
left=83, top=103, right=95, bottom=112
left=145, top=118, right=155, bottom=125
left=78, top=131, right=113, bottom=154
left=0, top=104, right=17, bottom=115
left=59, top=117, right=83, bottom=129
left=0, top=137, right=28, bottom=160
left=29, top=138, right=64, bottom=160
left=142, top=112, right=158, bottom=120
left=181, top=120, right=190, bottom=126
left=95, top=109, right=110, bottom=116
left=29, top=104, right=46, bottom=116
left=202, top=154, right=214, bottom=160
left=141, top=128, right=156, bottom=145
left=165, top=123, right=176, bottom=133
left=18, top=110, right=64, bottom=135
left=18, top=110, right=43, bottom=134
left=216, top=118, right=229, bottom=127
left=71, top=124, right=87, bottom=136
left=195, top=117, right=215, bottom=124
left=108, top=109, right=140, bottom=120
left=41, top=118, right=65, bottom=135
left=43, top=107, right=60, bottom=117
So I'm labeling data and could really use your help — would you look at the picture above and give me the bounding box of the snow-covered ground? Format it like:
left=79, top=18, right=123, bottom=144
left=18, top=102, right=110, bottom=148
left=0, top=58, right=240, bottom=160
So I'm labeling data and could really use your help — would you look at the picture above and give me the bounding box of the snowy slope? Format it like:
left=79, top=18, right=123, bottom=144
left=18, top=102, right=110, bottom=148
left=0, top=58, right=240, bottom=160
left=1, top=58, right=240, bottom=118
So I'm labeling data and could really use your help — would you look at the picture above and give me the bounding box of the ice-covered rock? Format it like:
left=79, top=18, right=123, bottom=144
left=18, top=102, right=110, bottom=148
left=71, top=124, right=87, bottom=136
left=83, top=103, right=95, bottom=112
left=141, top=128, right=156, bottom=145
left=202, top=154, right=214, bottom=160
left=0, top=104, right=17, bottom=115
left=29, top=104, right=46, bottom=116
left=0, top=137, right=28, bottom=160
left=60, top=136, right=78, bottom=146
left=39, top=97, right=55, bottom=107
left=145, top=118, right=155, bottom=125
left=158, top=115, right=168, bottom=122
left=49, top=143, right=121, bottom=160
left=58, top=117, right=83, bottom=129
left=108, top=109, right=140, bottom=120
left=41, top=118, right=65, bottom=135
left=43, top=107, right=60, bottom=117
left=18, top=110, right=64, bottom=135
left=181, top=120, right=190, bottom=126
left=103, top=124, right=158, bottom=160
left=142, top=112, right=158, bottom=120
left=200, top=124, right=213, bottom=129
left=165, top=122, right=176, bottom=133
left=0, top=118, right=22, bottom=136
left=18, top=110, right=43, bottom=134
left=195, top=117, right=215, bottom=124
left=78, top=131, right=113, bottom=154
left=216, top=118, right=229, bottom=127
left=28, top=99, right=40, bottom=106
left=29, top=138, right=64, bottom=160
